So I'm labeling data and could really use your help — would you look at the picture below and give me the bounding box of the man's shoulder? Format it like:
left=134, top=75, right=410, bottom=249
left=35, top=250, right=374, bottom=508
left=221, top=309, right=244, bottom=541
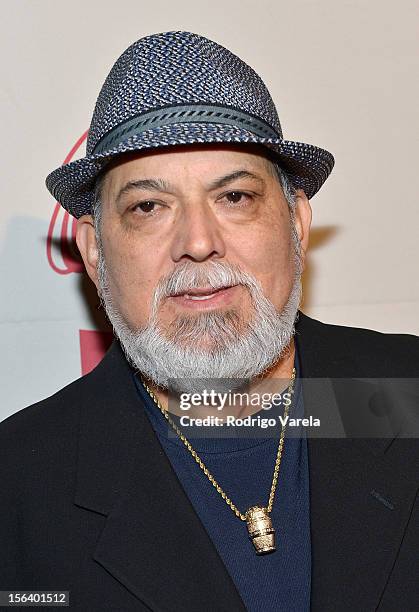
left=296, top=311, right=419, bottom=375
left=0, top=372, right=91, bottom=460
left=0, top=341, right=125, bottom=443
left=0, top=341, right=132, bottom=495
left=300, top=311, right=419, bottom=344
left=0, top=340, right=131, bottom=456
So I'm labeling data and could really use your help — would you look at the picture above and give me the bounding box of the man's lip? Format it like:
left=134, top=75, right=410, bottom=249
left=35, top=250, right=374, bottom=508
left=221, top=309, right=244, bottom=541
left=167, top=285, right=240, bottom=309
left=169, top=285, right=235, bottom=298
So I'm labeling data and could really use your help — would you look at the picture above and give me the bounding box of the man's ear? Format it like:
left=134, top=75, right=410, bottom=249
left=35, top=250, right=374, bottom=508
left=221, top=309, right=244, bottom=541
left=76, top=215, right=100, bottom=289
left=293, top=189, right=312, bottom=268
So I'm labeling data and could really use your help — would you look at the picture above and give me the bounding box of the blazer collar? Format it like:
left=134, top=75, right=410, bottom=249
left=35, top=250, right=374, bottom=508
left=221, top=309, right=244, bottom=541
left=74, top=311, right=418, bottom=611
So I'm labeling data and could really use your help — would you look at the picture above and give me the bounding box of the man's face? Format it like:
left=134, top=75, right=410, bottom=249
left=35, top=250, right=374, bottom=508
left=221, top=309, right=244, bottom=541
left=77, top=144, right=312, bottom=388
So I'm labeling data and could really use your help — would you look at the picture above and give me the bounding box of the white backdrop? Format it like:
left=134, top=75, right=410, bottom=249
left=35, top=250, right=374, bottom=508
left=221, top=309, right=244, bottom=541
left=1, top=0, right=418, bottom=421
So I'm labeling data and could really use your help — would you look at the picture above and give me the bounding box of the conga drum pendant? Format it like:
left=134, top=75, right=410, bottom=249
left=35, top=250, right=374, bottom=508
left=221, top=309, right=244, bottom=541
left=245, top=506, right=276, bottom=554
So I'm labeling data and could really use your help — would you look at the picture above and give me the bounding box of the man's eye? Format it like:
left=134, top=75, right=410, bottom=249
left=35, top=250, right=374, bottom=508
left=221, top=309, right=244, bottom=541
left=222, top=191, right=251, bottom=206
left=132, top=201, right=159, bottom=214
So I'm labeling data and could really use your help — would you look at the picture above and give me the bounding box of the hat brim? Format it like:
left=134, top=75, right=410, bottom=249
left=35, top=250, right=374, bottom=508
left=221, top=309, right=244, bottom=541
left=46, top=122, right=334, bottom=218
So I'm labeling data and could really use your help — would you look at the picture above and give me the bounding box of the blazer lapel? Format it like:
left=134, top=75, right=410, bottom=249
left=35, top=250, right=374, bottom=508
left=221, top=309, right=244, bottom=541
left=74, top=341, right=246, bottom=611
left=295, top=312, right=419, bottom=611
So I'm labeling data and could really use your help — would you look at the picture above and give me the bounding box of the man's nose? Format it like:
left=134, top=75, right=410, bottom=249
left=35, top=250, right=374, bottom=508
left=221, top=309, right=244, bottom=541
left=170, top=201, right=226, bottom=262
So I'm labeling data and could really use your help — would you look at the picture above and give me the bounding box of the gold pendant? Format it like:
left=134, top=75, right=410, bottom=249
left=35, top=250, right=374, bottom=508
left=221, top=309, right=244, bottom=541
left=245, top=506, right=276, bottom=554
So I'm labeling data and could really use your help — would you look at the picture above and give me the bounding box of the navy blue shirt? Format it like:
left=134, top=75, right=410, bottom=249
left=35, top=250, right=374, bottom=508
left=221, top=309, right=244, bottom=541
left=134, top=352, right=311, bottom=612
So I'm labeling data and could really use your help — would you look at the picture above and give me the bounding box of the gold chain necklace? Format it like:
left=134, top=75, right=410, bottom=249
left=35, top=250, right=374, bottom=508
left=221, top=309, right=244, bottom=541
left=141, top=367, right=296, bottom=555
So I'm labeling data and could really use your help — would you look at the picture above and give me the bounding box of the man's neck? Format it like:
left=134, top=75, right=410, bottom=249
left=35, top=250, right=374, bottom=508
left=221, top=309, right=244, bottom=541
left=139, top=339, right=296, bottom=420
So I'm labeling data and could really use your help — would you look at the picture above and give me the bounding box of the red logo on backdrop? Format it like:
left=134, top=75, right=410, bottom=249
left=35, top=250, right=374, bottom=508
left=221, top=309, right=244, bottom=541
left=46, top=132, right=87, bottom=276
left=47, top=132, right=112, bottom=374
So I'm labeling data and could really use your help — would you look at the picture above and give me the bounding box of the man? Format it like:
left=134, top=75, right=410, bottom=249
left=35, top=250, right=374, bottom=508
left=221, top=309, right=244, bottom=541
left=1, top=31, right=418, bottom=612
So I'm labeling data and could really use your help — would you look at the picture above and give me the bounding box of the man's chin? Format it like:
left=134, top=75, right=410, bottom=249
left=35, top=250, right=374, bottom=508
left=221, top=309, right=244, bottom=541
left=160, top=331, right=236, bottom=352
left=158, top=308, right=249, bottom=347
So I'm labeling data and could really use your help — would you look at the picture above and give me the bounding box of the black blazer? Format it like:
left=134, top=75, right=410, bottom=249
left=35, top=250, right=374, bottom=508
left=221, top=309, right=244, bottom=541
left=1, top=312, right=418, bottom=611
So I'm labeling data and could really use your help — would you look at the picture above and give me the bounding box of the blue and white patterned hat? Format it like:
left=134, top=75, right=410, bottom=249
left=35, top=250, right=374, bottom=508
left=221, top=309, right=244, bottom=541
left=46, top=31, right=334, bottom=219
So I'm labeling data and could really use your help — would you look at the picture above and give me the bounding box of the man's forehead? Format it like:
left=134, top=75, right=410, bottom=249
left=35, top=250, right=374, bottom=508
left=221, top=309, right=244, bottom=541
left=100, top=143, right=276, bottom=195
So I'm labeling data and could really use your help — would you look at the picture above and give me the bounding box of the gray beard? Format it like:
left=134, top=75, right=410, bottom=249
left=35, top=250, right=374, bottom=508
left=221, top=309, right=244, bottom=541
left=97, top=244, right=302, bottom=395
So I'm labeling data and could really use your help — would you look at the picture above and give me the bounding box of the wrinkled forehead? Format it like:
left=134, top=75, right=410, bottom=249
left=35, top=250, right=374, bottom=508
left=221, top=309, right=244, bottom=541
left=96, top=143, right=280, bottom=201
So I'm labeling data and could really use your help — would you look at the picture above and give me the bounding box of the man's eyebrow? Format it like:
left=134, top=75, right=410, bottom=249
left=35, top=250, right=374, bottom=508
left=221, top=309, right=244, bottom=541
left=115, top=170, right=265, bottom=203
left=116, top=178, right=173, bottom=203
left=207, top=170, right=265, bottom=190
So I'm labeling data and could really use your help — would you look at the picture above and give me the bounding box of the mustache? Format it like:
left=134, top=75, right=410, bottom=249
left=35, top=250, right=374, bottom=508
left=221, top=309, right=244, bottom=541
left=150, top=261, right=262, bottom=316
